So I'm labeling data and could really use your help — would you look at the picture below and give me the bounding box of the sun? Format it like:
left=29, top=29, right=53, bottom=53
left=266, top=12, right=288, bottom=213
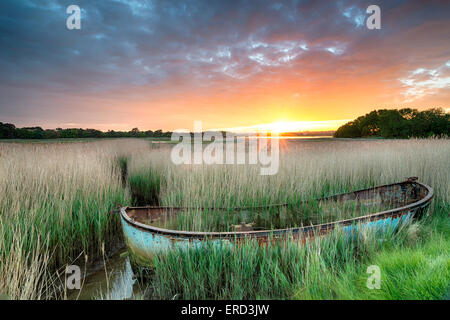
left=256, top=121, right=306, bottom=133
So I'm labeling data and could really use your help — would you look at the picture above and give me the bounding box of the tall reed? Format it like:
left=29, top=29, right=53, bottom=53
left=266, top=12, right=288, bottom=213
left=0, top=139, right=148, bottom=299
left=128, top=138, right=449, bottom=230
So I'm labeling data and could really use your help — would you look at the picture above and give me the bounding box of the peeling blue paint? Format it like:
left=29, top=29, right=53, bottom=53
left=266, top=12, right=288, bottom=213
left=342, top=212, right=413, bottom=237
left=121, top=216, right=232, bottom=257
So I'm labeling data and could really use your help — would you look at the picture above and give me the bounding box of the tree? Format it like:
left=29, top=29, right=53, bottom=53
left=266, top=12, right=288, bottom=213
left=334, top=108, right=449, bottom=138
left=0, top=122, right=172, bottom=140
left=377, top=110, right=408, bottom=138
left=334, top=120, right=361, bottom=138
left=154, top=129, right=163, bottom=137
left=0, top=122, right=17, bottom=139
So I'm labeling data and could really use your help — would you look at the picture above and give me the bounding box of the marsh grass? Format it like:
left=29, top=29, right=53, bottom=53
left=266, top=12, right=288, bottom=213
left=149, top=219, right=415, bottom=299
left=128, top=138, right=449, bottom=299
left=295, top=209, right=450, bottom=300
left=148, top=209, right=449, bottom=300
left=0, top=138, right=448, bottom=299
left=128, top=167, right=161, bottom=205
left=128, top=138, right=449, bottom=231
left=0, top=139, right=149, bottom=299
left=127, top=150, right=167, bottom=205
left=139, top=139, right=448, bottom=208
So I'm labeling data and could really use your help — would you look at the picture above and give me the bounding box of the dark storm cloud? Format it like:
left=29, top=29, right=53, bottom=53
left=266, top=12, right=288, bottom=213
left=0, top=0, right=449, bottom=125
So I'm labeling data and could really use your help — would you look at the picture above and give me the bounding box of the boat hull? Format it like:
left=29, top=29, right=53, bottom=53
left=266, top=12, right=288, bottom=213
left=120, top=178, right=434, bottom=266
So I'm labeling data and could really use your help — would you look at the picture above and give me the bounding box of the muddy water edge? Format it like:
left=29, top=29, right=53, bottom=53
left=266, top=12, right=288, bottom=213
left=67, top=249, right=151, bottom=300
left=67, top=153, right=159, bottom=300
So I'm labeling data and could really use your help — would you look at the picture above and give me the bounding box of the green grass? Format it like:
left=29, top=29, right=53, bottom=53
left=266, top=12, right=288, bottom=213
left=148, top=218, right=407, bottom=299
left=148, top=208, right=449, bottom=300
left=310, top=208, right=450, bottom=300
left=128, top=167, right=162, bottom=205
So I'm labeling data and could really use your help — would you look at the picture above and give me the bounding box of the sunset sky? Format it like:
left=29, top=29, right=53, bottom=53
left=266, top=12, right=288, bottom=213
left=0, top=0, right=449, bottom=132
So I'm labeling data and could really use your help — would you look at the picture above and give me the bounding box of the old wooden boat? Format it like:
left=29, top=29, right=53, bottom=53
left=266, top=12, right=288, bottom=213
left=119, top=177, right=433, bottom=264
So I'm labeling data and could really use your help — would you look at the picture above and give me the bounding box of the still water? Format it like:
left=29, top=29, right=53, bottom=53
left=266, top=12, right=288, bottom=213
left=68, top=250, right=144, bottom=300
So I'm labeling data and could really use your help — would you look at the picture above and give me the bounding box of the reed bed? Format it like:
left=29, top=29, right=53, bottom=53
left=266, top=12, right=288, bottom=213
left=127, top=138, right=449, bottom=299
left=128, top=138, right=449, bottom=231
left=0, top=137, right=448, bottom=299
left=0, top=139, right=149, bottom=299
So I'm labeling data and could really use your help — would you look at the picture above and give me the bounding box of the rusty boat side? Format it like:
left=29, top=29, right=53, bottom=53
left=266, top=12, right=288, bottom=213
left=120, top=178, right=434, bottom=263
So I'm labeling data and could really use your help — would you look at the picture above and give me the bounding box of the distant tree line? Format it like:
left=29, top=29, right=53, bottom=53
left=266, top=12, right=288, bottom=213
left=280, top=130, right=335, bottom=137
left=0, top=124, right=172, bottom=139
left=334, top=108, right=449, bottom=138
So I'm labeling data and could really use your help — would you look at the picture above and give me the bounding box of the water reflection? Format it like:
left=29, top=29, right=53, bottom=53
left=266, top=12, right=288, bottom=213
left=68, top=250, right=140, bottom=300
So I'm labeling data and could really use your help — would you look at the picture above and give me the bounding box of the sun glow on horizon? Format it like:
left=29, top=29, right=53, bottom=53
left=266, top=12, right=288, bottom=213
left=217, top=119, right=351, bottom=133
